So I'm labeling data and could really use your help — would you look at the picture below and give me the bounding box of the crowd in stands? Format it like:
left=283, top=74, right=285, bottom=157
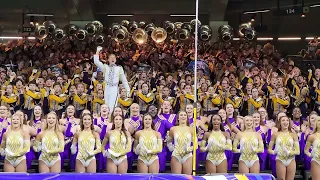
left=0, top=37, right=319, bottom=180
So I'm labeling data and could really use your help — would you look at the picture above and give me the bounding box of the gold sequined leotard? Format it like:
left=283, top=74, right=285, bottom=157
left=233, top=132, right=263, bottom=168
left=201, top=131, right=232, bottom=166
left=135, top=130, right=162, bottom=166
left=76, top=131, right=101, bottom=167
left=268, top=132, right=300, bottom=167
left=169, top=127, right=193, bottom=164
left=3, top=131, right=30, bottom=167
left=107, top=131, right=131, bottom=166
left=33, top=131, right=64, bottom=167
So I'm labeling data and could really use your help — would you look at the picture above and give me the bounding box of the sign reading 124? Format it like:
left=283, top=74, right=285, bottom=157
left=286, top=8, right=296, bottom=14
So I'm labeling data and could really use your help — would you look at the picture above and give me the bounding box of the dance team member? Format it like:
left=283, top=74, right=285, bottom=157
left=71, top=113, right=101, bottom=173
left=134, top=113, right=162, bottom=173
left=201, top=114, right=231, bottom=173
left=33, top=112, right=64, bottom=172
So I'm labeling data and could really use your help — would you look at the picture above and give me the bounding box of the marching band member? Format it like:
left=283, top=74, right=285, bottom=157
left=1, top=114, right=30, bottom=172
left=225, top=86, right=242, bottom=113
left=268, top=115, right=300, bottom=180
left=91, top=89, right=105, bottom=115
left=176, top=85, right=195, bottom=112
left=271, top=87, right=290, bottom=115
left=33, top=112, right=64, bottom=172
left=135, top=83, right=155, bottom=114
left=94, top=47, right=130, bottom=112
left=102, top=115, right=132, bottom=173
left=201, top=114, right=231, bottom=173
left=134, top=114, right=162, bottom=173
left=1, top=84, right=18, bottom=114
left=242, top=87, right=264, bottom=115
left=71, top=113, right=101, bottom=172
left=233, top=116, right=264, bottom=173
left=23, top=80, right=42, bottom=120
left=44, top=83, right=67, bottom=118
left=73, top=83, right=88, bottom=117
left=201, top=86, right=221, bottom=116
left=156, top=86, right=175, bottom=107
left=167, top=111, right=194, bottom=175
left=118, top=88, right=133, bottom=115
left=304, top=116, right=320, bottom=178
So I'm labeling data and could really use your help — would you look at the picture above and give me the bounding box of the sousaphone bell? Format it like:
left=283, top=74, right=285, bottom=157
left=53, top=28, right=66, bottom=41
left=75, top=29, right=87, bottom=41
left=64, top=24, right=79, bottom=36
left=176, top=28, right=190, bottom=41
left=218, top=25, right=232, bottom=42
left=132, top=28, right=148, bottom=44
left=151, top=27, right=167, bottom=43
left=35, top=25, right=48, bottom=39
left=163, top=21, right=175, bottom=35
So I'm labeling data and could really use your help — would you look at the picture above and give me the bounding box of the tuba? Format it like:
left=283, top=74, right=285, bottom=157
left=200, top=25, right=213, bottom=41
left=218, top=25, right=233, bottom=42
left=114, top=26, right=128, bottom=43
left=75, top=29, right=87, bottom=41
left=132, top=28, right=148, bottom=44
left=190, top=19, right=201, bottom=32
left=174, top=22, right=183, bottom=29
left=64, top=24, right=79, bottom=36
left=138, top=21, right=146, bottom=29
left=244, top=27, right=256, bottom=41
left=163, top=21, right=175, bottom=35
left=53, top=28, right=66, bottom=41
left=238, top=23, right=251, bottom=37
left=93, top=34, right=106, bottom=45
left=85, top=22, right=97, bottom=36
left=128, top=21, right=138, bottom=34
left=92, top=21, right=103, bottom=34
left=35, top=25, right=48, bottom=39
left=120, top=20, right=130, bottom=28
left=151, top=27, right=167, bottom=43
left=176, top=28, right=190, bottom=41
left=145, top=23, right=156, bottom=36
left=43, top=21, right=57, bottom=34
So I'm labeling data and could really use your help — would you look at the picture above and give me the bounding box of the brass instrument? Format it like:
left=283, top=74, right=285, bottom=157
left=244, top=27, right=256, bottom=41
left=176, top=28, right=190, bottom=41
left=85, top=22, right=97, bottom=36
left=144, top=23, right=156, bottom=36
left=92, top=21, right=103, bottom=34
left=53, top=28, right=66, bottom=41
left=151, top=27, right=167, bottom=43
left=163, top=21, right=175, bottom=35
left=128, top=21, right=138, bottom=34
left=75, top=29, right=87, bottom=41
left=293, top=87, right=309, bottom=107
left=138, top=21, right=146, bottom=29
left=114, top=26, right=128, bottom=43
left=43, top=21, right=57, bottom=34
left=35, top=25, right=48, bottom=39
left=200, top=25, right=213, bottom=42
left=110, top=23, right=122, bottom=35
left=132, top=28, right=148, bottom=44
left=93, top=34, right=106, bottom=45
left=238, top=23, right=250, bottom=37
left=64, top=24, right=79, bottom=36
left=218, top=25, right=232, bottom=42
left=174, top=22, right=183, bottom=29
left=120, top=20, right=130, bottom=28
left=190, top=19, right=201, bottom=31
left=181, top=23, right=192, bottom=32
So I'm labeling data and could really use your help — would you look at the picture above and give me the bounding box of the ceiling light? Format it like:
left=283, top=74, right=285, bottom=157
left=244, top=9, right=270, bottom=14
left=107, top=14, right=133, bottom=17
left=278, top=37, right=301, bottom=40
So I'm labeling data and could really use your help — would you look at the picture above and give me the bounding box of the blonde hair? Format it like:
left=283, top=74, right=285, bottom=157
left=44, top=112, right=60, bottom=133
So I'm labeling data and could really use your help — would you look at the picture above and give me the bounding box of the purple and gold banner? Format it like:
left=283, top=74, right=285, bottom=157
left=0, top=173, right=275, bottom=180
